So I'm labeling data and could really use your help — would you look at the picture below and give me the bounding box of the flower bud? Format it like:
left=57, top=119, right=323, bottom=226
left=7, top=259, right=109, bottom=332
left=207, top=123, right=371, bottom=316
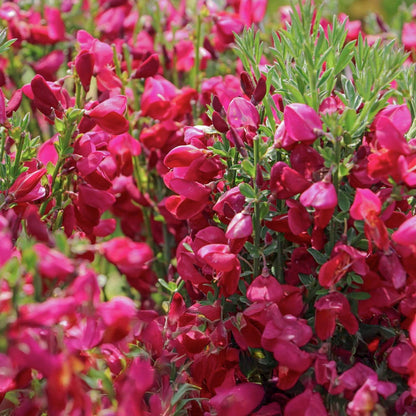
left=240, top=71, right=255, bottom=97
left=132, top=53, right=160, bottom=79
left=212, top=111, right=229, bottom=133
left=252, top=76, right=266, bottom=105
left=75, top=50, right=94, bottom=92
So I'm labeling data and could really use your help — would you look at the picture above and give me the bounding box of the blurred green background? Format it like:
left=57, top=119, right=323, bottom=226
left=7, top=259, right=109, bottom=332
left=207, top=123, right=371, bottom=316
left=267, top=0, right=416, bottom=22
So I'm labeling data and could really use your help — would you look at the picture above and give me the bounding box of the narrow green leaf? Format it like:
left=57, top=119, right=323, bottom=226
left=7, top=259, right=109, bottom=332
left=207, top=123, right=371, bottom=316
left=239, top=182, right=256, bottom=199
left=307, top=248, right=328, bottom=265
left=348, top=292, right=371, bottom=300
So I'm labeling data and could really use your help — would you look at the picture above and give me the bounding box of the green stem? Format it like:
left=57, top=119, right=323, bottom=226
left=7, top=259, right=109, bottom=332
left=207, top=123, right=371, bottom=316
left=253, top=136, right=261, bottom=277
left=230, top=149, right=239, bottom=189
left=329, top=136, right=341, bottom=250
left=275, top=200, right=285, bottom=283
left=40, top=114, right=80, bottom=216
left=192, top=12, right=202, bottom=119
left=123, top=44, right=142, bottom=114
left=193, top=14, right=202, bottom=94
left=112, top=45, right=126, bottom=96
left=12, top=132, right=26, bottom=178
left=0, top=128, right=6, bottom=164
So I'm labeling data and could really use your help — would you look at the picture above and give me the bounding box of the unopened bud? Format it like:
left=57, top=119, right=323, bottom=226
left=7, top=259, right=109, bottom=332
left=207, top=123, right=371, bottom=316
left=240, top=71, right=255, bottom=98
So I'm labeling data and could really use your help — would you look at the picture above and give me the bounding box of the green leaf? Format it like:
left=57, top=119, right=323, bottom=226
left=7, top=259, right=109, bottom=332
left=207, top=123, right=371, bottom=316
left=239, top=182, right=256, bottom=199
left=241, top=159, right=255, bottom=178
left=341, top=108, right=357, bottom=131
left=348, top=292, right=371, bottom=300
left=338, top=190, right=351, bottom=211
left=307, top=248, right=328, bottom=265
left=259, top=202, right=269, bottom=221
left=171, top=383, right=200, bottom=407
left=158, top=278, right=176, bottom=293
left=334, top=41, right=355, bottom=74
left=351, top=273, right=364, bottom=284
left=183, top=242, right=194, bottom=253
left=299, top=273, right=315, bottom=286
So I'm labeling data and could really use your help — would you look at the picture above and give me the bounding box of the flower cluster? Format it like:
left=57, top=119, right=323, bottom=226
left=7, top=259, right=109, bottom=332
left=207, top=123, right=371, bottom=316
left=1, top=0, right=416, bottom=415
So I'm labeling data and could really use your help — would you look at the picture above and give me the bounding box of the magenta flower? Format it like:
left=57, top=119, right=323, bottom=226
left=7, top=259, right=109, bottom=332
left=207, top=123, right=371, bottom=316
left=402, top=22, right=416, bottom=51
left=34, top=243, right=75, bottom=281
left=7, top=168, right=47, bottom=204
left=270, top=161, right=310, bottom=199
left=284, top=389, right=328, bottom=416
left=98, top=296, right=137, bottom=343
left=350, top=188, right=389, bottom=251
left=132, top=53, right=160, bottom=79
left=75, top=50, right=94, bottom=92
left=300, top=181, right=337, bottom=209
left=226, top=97, right=260, bottom=130
left=141, top=76, right=177, bottom=120
left=102, top=237, right=153, bottom=278
left=261, top=313, right=312, bottom=373
left=225, top=211, right=253, bottom=239
left=350, top=188, right=381, bottom=220
left=315, top=292, right=358, bottom=340
left=284, top=103, right=322, bottom=142
left=29, top=74, right=64, bottom=120
left=86, top=96, right=129, bottom=135
left=392, top=215, right=416, bottom=246
left=198, top=244, right=237, bottom=272
left=247, top=270, right=283, bottom=303
left=209, top=383, right=264, bottom=416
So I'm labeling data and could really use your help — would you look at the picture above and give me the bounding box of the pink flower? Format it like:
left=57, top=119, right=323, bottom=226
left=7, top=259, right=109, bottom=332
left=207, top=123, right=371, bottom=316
left=34, top=243, right=75, bottom=280
left=350, top=188, right=381, bottom=220
left=300, top=181, right=337, bottom=209
left=198, top=244, right=237, bottom=272
left=98, top=296, right=137, bottom=343
left=132, top=53, right=160, bottom=79
left=270, top=161, right=310, bottom=199
left=117, top=358, right=155, bottom=416
left=388, top=342, right=413, bottom=375
left=0, top=217, right=13, bottom=268
left=225, top=211, right=253, bottom=239
left=209, top=383, right=264, bottom=416
left=284, top=103, right=322, bottom=142
left=7, top=168, right=47, bottom=204
left=75, top=50, right=94, bottom=92
left=102, top=237, right=153, bottom=278
left=350, top=189, right=389, bottom=251
left=392, top=215, right=416, bottom=246
left=226, top=97, right=259, bottom=130
left=86, top=96, right=129, bottom=135
left=247, top=269, right=283, bottom=303
left=261, top=313, right=312, bottom=373
left=141, top=76, right=177, bottom=120
left=238, top=0, right=267, bottom=25
left=315, top=292, right=358, bottom=340
left=403, top=22, right=416, bottom=51
left=284, top=389, right=327, bottom=416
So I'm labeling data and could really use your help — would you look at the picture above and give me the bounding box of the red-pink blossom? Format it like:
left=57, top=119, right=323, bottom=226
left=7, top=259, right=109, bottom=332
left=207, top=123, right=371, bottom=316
left=284, top=103, right=322, bottom=142
left=284, top=389, right=327, bottom=416
left=315, top=292, right=358, bottom=340
left=300, top=181, right=337, bottom=209
left=247, top=270, right=283, bottom=303
left=350, top=188, right=381, bottom=220
left=393, top=215, right=416, bottom=246
left=209, top=383, right=264, bottom=416
left=86, top=96, right=129, bottom=134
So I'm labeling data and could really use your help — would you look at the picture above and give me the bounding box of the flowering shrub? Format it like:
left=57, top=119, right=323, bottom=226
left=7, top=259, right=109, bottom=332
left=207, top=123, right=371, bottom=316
left=2, top=0, right=416, bottom=414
